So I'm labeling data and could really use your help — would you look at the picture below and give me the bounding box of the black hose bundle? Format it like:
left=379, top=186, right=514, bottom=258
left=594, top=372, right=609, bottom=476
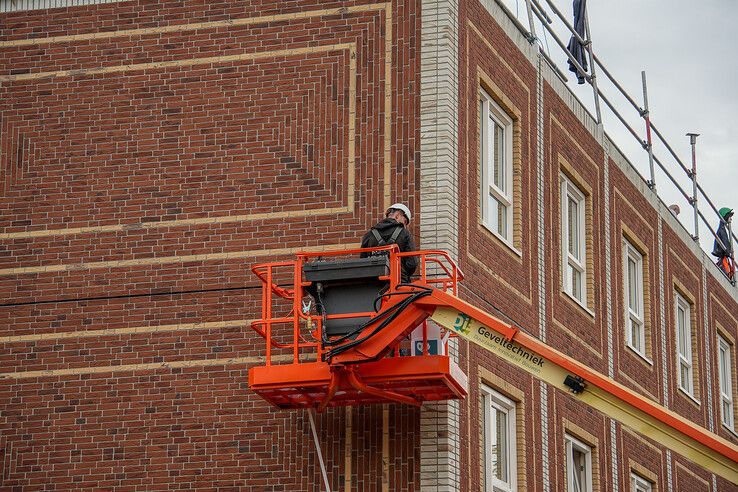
left=319, top=284, right=433, bottom=361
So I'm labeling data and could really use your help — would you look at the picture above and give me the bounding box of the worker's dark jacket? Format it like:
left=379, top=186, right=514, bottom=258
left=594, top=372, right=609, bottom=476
left=712, top=221, right=733, bottom=258
left=360, top=218, right=418, bottom=282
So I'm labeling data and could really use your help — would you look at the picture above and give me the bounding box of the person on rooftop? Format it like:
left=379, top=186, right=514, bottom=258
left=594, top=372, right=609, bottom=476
left=360, top=203, right=418, bottom=283
left=712, top=207, right=735, bottom=280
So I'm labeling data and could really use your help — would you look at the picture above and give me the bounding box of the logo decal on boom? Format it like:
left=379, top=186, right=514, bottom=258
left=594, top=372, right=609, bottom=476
left=452, top=313, right=472, bottom=335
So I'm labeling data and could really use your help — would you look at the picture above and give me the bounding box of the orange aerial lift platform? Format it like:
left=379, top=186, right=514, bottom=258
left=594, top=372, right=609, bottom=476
left=248, top=246, right=738, bottom=483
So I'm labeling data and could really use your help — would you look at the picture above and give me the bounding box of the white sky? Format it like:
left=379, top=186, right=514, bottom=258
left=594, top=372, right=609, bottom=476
left=498, top=0, right=738, bottom=253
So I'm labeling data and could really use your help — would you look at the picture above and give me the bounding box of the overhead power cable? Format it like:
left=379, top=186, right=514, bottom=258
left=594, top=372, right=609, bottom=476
left=0, top=285, right=261, bottom=308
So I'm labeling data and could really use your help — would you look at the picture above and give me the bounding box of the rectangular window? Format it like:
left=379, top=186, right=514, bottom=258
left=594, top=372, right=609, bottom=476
left=675, top=292, right=694, bottom=396
left=630, top=472, right=653, bottom=492
left=482, top=386, right=516, bottom=492
left=565, top=434, right=593, bottom=492
left=624, top=240, right=645, bottom=355
left=561, top=175, right=587, bottom=304
left=718, top=335, right=734, bottom=430
left=480, top=89, right=514, bottom=243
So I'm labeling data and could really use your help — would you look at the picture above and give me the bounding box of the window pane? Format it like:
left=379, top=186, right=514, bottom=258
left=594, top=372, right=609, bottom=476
left=497, top=201, right=508, bottom=237
left=494, top=408, right=508, bottom=482
left=627, top=257, right=638, bottom=312
left=568, top=196, right=579, bottom=258
left=677, top=306, right=689, bottom=357
left=491, top=118, right=505, bottom=192
left=569, top=264, right=582, bottom=301
left=720, top=347, right=730, bottom=394
left=631, top=474, right=652, bottom=492
left=680, top=363, right=691, bottom=392
left=487, top=195, right=508, bottom=238
left=484, top=389, right=515, bottom=491
left=631, top=319, right=642, bottom=352
left=572, top=449, right=586, bottom=492
left=489, top=405, right=498, bottom=478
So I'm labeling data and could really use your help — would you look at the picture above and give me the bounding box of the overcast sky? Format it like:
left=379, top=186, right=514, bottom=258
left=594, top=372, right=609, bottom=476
left=500, top=0, right=738, bottom=253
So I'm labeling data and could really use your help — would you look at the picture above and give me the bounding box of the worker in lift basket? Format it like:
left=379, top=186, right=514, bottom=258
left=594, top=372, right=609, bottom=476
left=712, top=207, right=735, bottom=280
left=360, top=203, right=418, bottom=283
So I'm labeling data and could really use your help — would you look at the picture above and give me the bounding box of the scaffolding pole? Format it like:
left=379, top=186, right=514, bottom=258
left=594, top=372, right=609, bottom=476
left=529, top=1, right=590, bottom=83
left=583, top=2, right=602, bottom=124
left=523, top=0, right=538, bottom=43
left=539, top=0, right=601, bottom=122
left=687, top=133, right=700, bottom=241
left=642, top=71, right=656, bottom=189
left=530, top=0, right=736, bottom=281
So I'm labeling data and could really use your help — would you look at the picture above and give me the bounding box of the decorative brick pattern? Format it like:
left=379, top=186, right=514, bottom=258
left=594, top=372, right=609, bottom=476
left=3, top=0, right=738, bottom=490
left=0, top=1, right=422, bottom=490
left=536, top=50, right=551, bottom=492
left=419, top=0, right=461, bottom=489
left=702, top=267, right=716, bottom=432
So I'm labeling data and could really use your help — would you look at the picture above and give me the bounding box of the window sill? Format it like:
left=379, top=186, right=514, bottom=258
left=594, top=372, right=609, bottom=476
left=562, top=290, right=595, bottom=318
left=625, top=344, right=653, bottom=366
left=481, top=222, right=522, bottom=258
left=722, top=423, right=738, bottom=439
left=677, top=386, right=701, bottom=407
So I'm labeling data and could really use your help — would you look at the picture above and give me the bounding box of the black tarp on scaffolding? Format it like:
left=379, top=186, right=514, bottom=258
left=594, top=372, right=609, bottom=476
left=567, top=0, right=588, bottom=84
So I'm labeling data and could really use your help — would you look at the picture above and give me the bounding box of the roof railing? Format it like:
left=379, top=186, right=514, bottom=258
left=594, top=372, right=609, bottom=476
left=512, top=0, right=736, bottom=285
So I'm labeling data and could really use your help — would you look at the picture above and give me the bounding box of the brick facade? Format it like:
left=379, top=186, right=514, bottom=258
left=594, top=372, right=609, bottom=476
left=2, top=0, right=737, bottom=490
left=1, top=1, right=422, bottom=490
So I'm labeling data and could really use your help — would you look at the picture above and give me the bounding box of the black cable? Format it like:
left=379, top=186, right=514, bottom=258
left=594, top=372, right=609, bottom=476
left=325, top=292, right=428, bottom=359
left=320, top=284, right=431, bottom=347
left=0, top=285, right=261, bottom=308
left=325, top=286, right=433, bottom=360
left=372, top=283, right=432, bottom=312
left=322, top=293, right=409, bottom=346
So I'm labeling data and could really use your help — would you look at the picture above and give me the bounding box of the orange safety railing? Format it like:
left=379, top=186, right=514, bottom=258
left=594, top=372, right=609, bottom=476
left=250, top=246, right=464, bottom=367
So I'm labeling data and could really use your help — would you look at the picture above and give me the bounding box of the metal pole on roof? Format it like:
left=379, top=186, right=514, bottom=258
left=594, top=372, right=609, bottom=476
left=530, top=2, right=590, bottom=80
left=583, top=2, right=602, bottom=125
left=524, top=0, right=539, bottom=43
left=641, top=71, right=656, bottom=189
left=687, top=133, right=700, bottom=241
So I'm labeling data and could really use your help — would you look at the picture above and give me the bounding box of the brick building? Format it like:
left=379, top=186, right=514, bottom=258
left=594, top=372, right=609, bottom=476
left=1, top=0, right=737, bottom=490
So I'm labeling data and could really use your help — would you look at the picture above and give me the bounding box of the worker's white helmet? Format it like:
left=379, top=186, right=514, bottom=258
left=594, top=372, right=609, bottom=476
left=387, top=203, right=412, bottom=223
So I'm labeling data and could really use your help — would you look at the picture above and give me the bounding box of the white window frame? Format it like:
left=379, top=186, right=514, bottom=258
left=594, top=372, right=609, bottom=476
left=623, top=240, right=646, bottom=356
left=675, top=292, right=694, bottom=397
left=718, top=334, right=735, bottom=430
left=560, top=175, right=587, bottom=305
left=482, top=385, right=517, bottom=492
left=630, top=472, right=652, bottom=492
left=479, top=89, right=514, bottom=245
left=565, top=434, right=593, bottom=492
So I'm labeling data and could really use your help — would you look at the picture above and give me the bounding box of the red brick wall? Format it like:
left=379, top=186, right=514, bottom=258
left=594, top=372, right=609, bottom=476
left=0, top=0, right=421, bottom=489
left=4, top=0, right=738, bottom=490
left=458, top=0, right=738, bottom=490
left=609, top=161, right=663, bottom=403
left=457, top=0, right=541, bottom=489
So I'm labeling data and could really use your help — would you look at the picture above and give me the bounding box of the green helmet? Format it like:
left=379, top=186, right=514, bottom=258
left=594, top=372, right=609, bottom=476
left=719, top=207, right=734, bottom=219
